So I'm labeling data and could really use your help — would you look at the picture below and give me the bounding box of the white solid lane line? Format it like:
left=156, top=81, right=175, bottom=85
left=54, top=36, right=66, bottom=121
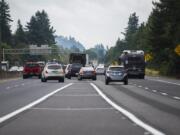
left=0, top=83, right=73, bottom=124
left=90, top=83, right=165, bottom=135
left=146, top=78, right=180, bottom=86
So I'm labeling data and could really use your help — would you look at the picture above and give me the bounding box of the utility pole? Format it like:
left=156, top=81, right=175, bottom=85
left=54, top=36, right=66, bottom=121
left=2, top=48, right=5, bottom=61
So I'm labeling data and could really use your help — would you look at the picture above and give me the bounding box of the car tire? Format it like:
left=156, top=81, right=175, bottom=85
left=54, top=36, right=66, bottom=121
left=124, top=79, right=128, bottom=85
left=78, top=75, right=82, bottom=80
left=23, top=75, right=27, bottom=79
left=105, top=79, right=109, bottom=85
left=92, top=76, right=96, bottom=80
left=38, top=75, right=41, bottom=79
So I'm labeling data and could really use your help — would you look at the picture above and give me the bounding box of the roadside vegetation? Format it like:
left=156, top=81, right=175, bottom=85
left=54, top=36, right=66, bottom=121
left=105, top=0, right=180, bottom=78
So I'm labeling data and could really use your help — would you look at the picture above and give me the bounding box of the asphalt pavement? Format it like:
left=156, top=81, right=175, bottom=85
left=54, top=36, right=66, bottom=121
left=0, top=75, right=180, bottom=135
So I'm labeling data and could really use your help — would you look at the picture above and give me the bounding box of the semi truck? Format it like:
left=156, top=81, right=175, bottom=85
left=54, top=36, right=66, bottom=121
left=119, top=50, right=145, bottom=79
left=69, top=53, right=88, bottom=66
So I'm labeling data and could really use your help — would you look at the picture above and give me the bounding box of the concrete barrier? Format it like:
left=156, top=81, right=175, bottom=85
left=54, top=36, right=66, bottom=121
left=0, top=71, right=22, bottom=80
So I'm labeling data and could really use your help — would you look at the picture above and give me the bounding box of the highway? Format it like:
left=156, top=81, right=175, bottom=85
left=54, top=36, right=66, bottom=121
left=0, top=76, right=180, bottom=135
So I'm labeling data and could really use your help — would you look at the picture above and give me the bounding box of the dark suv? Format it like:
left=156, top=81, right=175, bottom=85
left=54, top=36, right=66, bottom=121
left=65, top=63, right=82, bottom=79
left=23, top=62, right=42, bottom=79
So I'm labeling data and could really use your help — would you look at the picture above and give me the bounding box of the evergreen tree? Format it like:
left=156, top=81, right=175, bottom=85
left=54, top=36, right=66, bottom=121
left=14, top=19, right=27, bottom=45
left=124, top=12, right=139, bottom=49
left=26, top=10, right=55, bottom=45
left=0, top=0, right=12, bottom=44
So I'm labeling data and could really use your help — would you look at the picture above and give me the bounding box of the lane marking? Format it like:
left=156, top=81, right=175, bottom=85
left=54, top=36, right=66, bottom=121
left=152, top=90, right=157, bottom=93
left=138, top=85, right=142, bottom=88
left=54, top=94, right=100, bottom=97
left=14, top=85, right=19, bottom=87
left=147, top=78, right=180, bottom=86
left=145, top=87, right=149, bottom=90
left=6, top=86, right=10, bottom=89
left=160, top=92, right=168, bottom=96
left=90, top=83, right=165, bottom=135
left=0, top=83, right=73, bottom=124
left=31, top=107, right=114, bottom=111
left=173, top=96, right=180, bottom=100
left=21, top=83, right=25, bottom=86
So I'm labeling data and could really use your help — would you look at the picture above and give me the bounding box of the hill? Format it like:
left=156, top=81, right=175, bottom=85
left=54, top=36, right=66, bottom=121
left=55, top=36, right=85, bottom=52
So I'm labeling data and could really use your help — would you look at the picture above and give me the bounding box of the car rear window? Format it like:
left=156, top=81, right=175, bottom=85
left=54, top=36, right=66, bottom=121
left=25, top=64, right=40, bottom=68
left=109, top=67, right=124, bottom=71
left=72, top=63, right=82, bottom=68
left=48, top=65, right=61, bottom=69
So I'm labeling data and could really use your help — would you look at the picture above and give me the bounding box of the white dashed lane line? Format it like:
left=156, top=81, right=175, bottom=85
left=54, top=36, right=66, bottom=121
left=173, top=96, right=180, bottom=100
left=130, top=83, right=180, bottom=101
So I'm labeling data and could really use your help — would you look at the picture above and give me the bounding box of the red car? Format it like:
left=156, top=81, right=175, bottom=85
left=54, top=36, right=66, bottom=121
left=23, top=62, right=42, bottom=79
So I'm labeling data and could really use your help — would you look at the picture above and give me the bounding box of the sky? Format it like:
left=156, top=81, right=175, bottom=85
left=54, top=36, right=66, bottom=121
left=7, top=0, right=156, bottom=49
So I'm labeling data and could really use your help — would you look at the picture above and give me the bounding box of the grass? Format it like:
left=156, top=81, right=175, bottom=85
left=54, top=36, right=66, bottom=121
left=145, top=68, right=160, bottom=76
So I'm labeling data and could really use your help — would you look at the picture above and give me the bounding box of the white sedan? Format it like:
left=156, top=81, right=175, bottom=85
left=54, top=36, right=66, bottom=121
left=41, top=64, right=65, bottom=82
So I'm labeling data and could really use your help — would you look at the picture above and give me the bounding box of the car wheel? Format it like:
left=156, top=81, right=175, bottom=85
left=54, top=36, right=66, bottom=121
left=38, top=75, right=41, bottom=79
left=105, top=79, right=109, bottom=85
left=78, top=75, right=82, bottom=80
left=124, top=79, right=128, bottom=85
left=92, top=76, right=96, bottom=80
left=23, top=75, right=27, bottom=79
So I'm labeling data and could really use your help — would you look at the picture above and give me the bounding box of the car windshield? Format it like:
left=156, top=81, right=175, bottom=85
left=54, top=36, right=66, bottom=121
left=48, top=65, right=61, bottom=69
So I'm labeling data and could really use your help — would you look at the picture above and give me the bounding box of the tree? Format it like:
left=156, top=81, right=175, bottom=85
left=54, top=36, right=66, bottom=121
left=124, top=12, right=139, bottom=49
left=14, top=19, right=27, bottom=46
left=26, top=10, right=55, bottom=45
left=146, top=0, right=180, bottom=75
left=0, top=0, right=12, bottom=44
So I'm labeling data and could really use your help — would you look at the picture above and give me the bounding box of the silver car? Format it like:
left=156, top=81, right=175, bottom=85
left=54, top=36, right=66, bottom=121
left=41, top=64, right=65, bottom=82
left=105, top=65, right=128, bottom=85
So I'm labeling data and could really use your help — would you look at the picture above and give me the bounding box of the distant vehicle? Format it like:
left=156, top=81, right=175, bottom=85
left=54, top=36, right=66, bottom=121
left=17, top=66, right=24, bottom=72
left=69, top=53, right=87, bottom=67
left=105, top=65, right=128, bottom=85
left=23, top=62, right=42, bottom=79
left=37, top=61, right=45, bottom=69
left=119, top=50, right=145, bottom=79
left=65, top=64, right=72, bottom=79
left=66, top=63, right=83, bottom=79
left=95, top=67, right=105, bottom=75
left=41, top=64, right=64, bottom=82
left=1, top=61, right=9, bottom=71
left=9, top=66, right=19, bottom=72
left=78, top=66, right=96, bottom=80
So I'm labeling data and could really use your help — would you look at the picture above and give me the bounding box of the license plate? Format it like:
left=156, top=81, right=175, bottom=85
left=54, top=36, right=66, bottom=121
left=52, top=71, right=59, bottom=73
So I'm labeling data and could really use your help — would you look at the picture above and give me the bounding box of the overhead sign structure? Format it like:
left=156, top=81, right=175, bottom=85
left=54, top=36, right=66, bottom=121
left=29, top=45, right=52, bottom=55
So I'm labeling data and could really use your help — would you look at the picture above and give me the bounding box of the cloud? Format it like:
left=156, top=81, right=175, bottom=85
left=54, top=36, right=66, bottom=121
left=7, top=0, right=154, bottom=48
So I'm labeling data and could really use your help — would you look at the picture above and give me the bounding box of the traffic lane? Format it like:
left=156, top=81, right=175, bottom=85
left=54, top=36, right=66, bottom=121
left=0, top=78, right=69, bottom=117
left=0, top=82, right=147, bottom=135
left=146, top=76, right=180, bottom=85
left=95, top=77, right=180, bottom=135
left=129, top=77, right=180, bottom=98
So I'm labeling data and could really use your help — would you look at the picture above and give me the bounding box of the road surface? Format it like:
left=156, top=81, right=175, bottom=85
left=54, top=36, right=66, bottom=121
left=0, top=76, right=180, bottom=135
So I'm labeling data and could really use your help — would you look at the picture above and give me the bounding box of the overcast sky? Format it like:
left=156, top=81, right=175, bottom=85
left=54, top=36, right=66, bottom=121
left=7, top=0, right=156, bottom=49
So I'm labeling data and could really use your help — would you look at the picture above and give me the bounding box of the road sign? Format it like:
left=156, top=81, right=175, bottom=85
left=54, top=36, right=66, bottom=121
left=175, top=45, right=180, bottom=56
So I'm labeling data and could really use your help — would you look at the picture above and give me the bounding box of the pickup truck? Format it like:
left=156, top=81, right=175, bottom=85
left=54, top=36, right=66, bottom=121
left=23, top=62, right=42, bottom=79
